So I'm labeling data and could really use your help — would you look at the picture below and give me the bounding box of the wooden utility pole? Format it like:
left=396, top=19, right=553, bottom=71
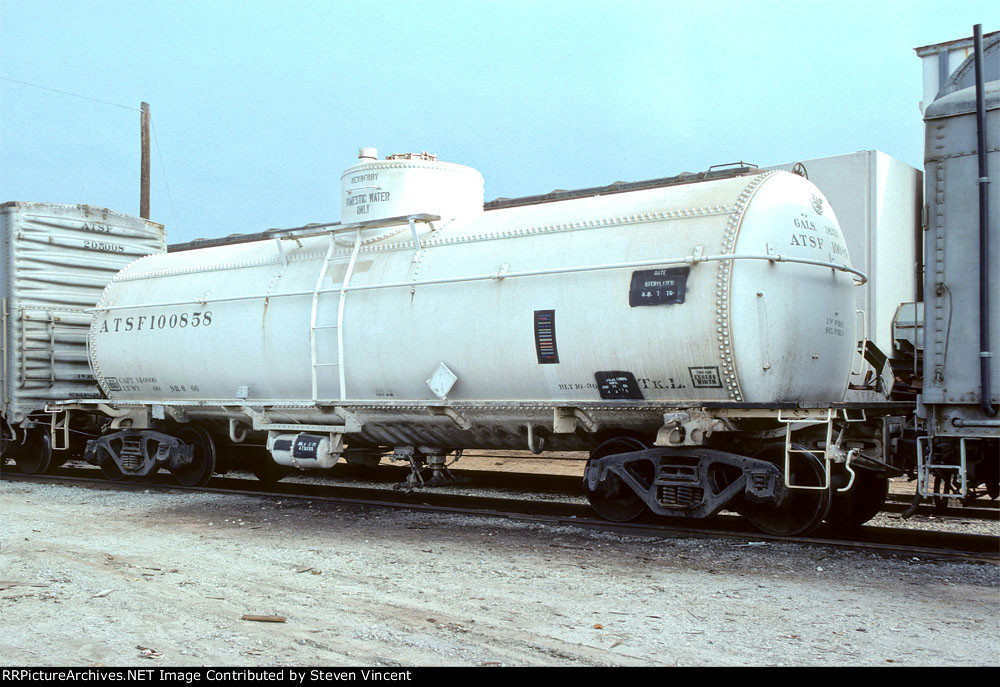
left=140, top=102, right=150, bottom=219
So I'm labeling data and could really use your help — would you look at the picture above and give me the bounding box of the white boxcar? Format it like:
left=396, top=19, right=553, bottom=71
left=1, top=202, right=165, bottom=470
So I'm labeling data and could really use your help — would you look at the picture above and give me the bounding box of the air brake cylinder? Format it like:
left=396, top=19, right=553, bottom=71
left=267, top=432, right=342, bottom=469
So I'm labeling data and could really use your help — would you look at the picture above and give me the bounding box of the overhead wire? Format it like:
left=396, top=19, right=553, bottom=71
left=0, top=76, right=140, bottom=111
left=0, top=75, right=179, bottom=226
left=149, top=115, right=179, bottom=227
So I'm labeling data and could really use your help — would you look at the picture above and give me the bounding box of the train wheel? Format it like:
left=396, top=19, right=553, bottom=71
left=827, top=469, right=889, bottom=529
left=584, top=436, right=651, bottom=522
left=742, top=443, right=831, bottom=536
left=12, top=429, right=52, bottom=475
left=172, top=426, right=217, bottom=487
left=1, top=419, right=14, bottom=463
left=98, top=449, right=125, bottom=480
left=90, top=435, right=126, bottom=480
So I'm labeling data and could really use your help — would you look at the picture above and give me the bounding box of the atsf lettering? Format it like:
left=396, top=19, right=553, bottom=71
left=99, top=311, right=213, bottom=333
left=790, top=234, right=824, bottom=249
left=82, top=222, right=114, bottom=234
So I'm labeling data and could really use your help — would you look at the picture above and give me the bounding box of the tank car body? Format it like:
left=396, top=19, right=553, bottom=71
left=62, top=152, right=897, bottom=534
left=88, top=164, right=858, bottom=415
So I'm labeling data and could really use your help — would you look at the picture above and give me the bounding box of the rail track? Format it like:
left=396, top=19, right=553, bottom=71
left=333, top=451, right=1000, bottom=520
left=3, top=464, right=997, bottom=564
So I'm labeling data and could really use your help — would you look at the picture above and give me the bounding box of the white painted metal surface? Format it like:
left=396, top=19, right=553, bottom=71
left=89, top=163, right=859, bottom=429
left=1, top=202, right=165, bottom=424
left=340, top=149, right=484, bottom=229
left=767, top=151, right=921, bottom=357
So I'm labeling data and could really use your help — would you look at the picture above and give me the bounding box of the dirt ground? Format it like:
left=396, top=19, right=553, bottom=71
left=1, top=478, right=997, bottom=667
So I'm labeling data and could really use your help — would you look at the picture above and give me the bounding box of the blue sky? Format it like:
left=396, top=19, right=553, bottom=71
left=0, top=1, right=995, bottom=243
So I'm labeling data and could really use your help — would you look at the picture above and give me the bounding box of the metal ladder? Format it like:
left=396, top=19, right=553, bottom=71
left=777, top=409, right=834, bottom=491
left=916, top=436, right=969, bottom=498
left=301, top=214, right=439, bottom=403
left=776, top=409, right=870, bottom=493
left=48, top=407, right=71, bottom=451
left=309, top=229, right=362, bottom=402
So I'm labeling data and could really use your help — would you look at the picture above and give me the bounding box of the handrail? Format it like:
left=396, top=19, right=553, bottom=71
left=88, top=252, right=867, bottom=314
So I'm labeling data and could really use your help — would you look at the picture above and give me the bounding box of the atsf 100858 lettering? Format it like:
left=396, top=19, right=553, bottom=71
left=98, top=311, right=213, bottom=333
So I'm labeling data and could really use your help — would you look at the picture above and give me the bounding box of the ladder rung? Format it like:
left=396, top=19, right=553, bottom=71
left=314, top=362, right=340, bottom=367
left=312, top=325, right=339, bottom=330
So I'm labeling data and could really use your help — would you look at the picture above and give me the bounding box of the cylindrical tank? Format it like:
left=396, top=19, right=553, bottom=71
left=88, top=160, right=858, bottom=448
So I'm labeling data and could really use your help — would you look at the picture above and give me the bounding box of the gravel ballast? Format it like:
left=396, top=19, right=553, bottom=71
left=1, top=480, right=997, bottom=667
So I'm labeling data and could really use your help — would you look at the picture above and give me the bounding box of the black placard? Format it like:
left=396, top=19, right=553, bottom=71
left=292, top=435, right=322, bottom=459
left=534, top=309, right=559, bottom=364
left=594, top=371, right=645, bottom=400
left=629, top=267, right=689, bottom=307
left=688, top=366, right=723, bottom=389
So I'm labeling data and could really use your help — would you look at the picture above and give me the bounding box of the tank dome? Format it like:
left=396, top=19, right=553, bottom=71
left=340, top=148, right=484, bottom=226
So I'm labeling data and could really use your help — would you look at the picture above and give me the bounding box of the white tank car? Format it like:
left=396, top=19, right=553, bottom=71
left=90, top=156, right=857, bottom=410
left=81, top=152, right=871, bottom=533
